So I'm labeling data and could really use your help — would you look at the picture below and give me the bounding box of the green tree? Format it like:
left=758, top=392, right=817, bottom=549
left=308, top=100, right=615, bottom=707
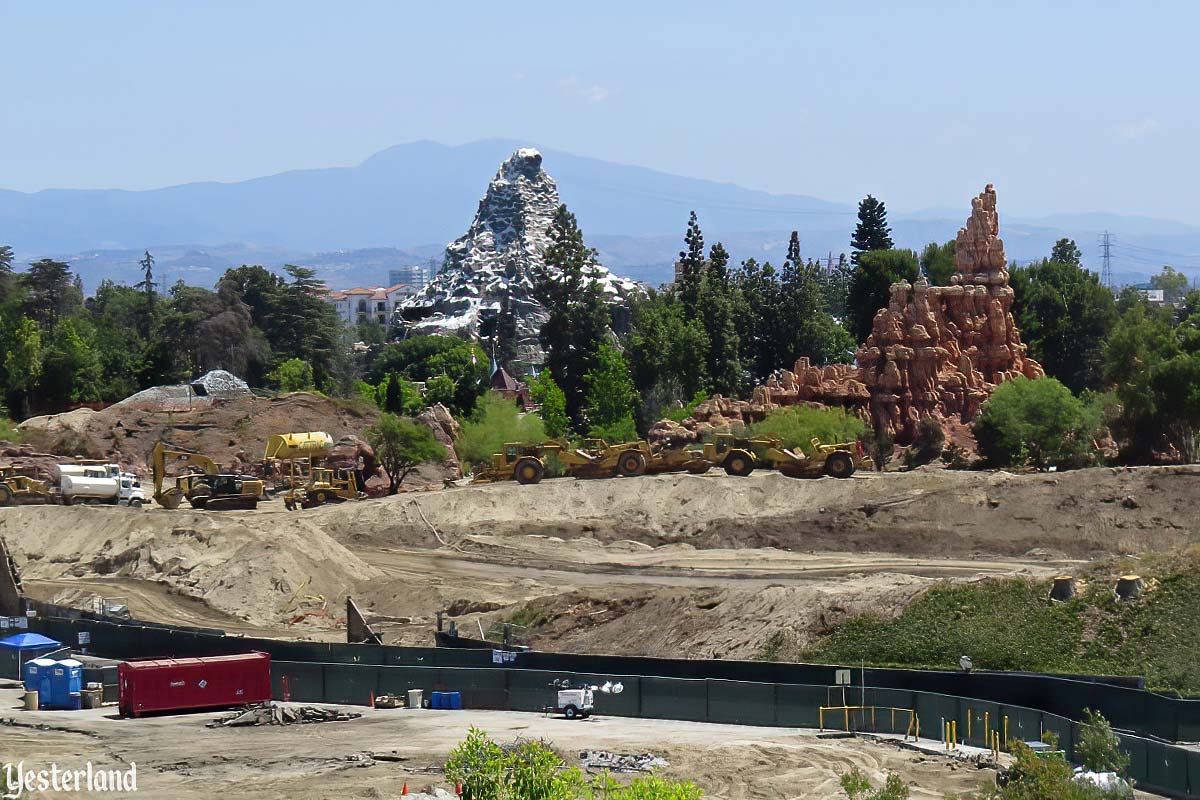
left=529, top=373, right=569, bottom=438
left=1051, top=237, right=1083, bottom=266
left=627, top=291, right=709, bottom=432
left=134, top=250, right=157, bottom=339
left=269, top=358, right=315, bottom=392
left=21, top=258, right=80, bottom=330
left=4, top=317, right=43, bottom=418
left=268, top=265, right=341, bottom=390
left=583, top=343, right=637, bottom=442
left=972, top=377, right=1100, bottom=469
left=919, top=240, right=956, bottom=286
left=384, top=372, right=404, bottom=412
left=850, top=195, right=894, bottom=265
left=365, top=413, right=446, bottom=494
left=534, top=204, right=611, bottom=426
left=1076, top=709, right=1130, bottom=776
left=424, top=374, right=456, bottom=408
left=732, top=257, right=781, bottom=380
left=366, top=335, right=488, bottom=416
left=676, top=210, right=706, bottom=318
left=39, top=319, right=102, bottom=408
left=846, top=249, right=919, bottom=341
left=1009, top=257, right=1117, bottom=393
left=698, top=241, right=742, bottom=395
left=1151, top=265, right=1189, bottom=304
left=0, top=245, right=15, bottom=303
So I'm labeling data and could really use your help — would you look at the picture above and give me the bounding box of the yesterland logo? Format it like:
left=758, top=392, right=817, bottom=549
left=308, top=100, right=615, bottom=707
left=3, top=762, right=136, bottom=797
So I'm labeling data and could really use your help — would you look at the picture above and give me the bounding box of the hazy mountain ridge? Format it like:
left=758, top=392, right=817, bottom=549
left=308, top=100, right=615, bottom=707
left=3, top=139, right=1196, bottom=290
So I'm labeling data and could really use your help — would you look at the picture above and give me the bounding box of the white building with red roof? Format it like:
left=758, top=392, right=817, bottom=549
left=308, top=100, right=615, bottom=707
left=325, top=283, right=416, bottom=328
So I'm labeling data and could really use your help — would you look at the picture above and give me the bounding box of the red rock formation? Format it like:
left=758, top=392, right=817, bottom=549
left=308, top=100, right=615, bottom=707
left=648, top=185, right=1043, bottom=448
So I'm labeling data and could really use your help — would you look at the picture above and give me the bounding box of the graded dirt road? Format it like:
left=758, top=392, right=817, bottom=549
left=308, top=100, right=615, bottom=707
left=5, top=465, right=1198, bottom=658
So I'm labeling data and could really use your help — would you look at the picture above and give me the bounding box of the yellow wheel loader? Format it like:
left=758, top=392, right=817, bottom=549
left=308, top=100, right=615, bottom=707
left=0, top=466, right=55, bottom=506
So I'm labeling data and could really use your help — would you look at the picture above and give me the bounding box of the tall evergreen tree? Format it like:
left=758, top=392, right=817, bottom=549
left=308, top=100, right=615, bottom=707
left=850, top=195, right=894, bottom=265
left=21, top=258, right=80, bottom=330
left=847, top=249, right=920, bottom=341
left=534, top=204, right=611, bottom=426
left=699, top=242, right=742, bottom=395
left=135, top=250, right=157, bottom=339
left=1050, top=238, right=1082, bottom=266
left=676, top=211, right=706, bottom=318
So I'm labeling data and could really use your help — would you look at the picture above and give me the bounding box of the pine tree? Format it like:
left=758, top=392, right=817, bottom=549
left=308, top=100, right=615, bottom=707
left=135, top=250, right=157, bottom=339
left=583, top=343, right=637, bottom=442
left=534, top=204, right=611, bottom=427
left=1050, top=238, right=1082, bottom=266
left=851, top=195, right=894, bottom=265
left=676, top=211, right=706, bottom=319
left=699, top=242, right=742, bottom=395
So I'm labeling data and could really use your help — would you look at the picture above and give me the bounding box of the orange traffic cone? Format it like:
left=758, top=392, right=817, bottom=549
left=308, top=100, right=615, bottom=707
left=368, top=693, right=375, bottom=708
left=401, top=782, right=408, bottom=796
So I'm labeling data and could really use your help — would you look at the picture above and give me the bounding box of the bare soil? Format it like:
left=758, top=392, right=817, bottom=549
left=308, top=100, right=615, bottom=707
left=5, top=465, right=1198, bottom=658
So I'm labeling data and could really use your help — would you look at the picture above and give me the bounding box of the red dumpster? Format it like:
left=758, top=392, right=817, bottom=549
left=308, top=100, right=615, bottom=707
left=118, top=652, right=271, bottom=717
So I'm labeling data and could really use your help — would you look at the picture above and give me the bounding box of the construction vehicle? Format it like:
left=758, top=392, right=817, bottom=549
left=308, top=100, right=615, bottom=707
left=264, top=432, right=362, bottom=509
left=0, top=466, right=55, bottom=506
left=60, top=466, right=146, bottom=507
left=151, top=442, right=263, bottom=511
left=473, top=438, right=665, bottom=485
left=699, top=434, right=869, bottom=479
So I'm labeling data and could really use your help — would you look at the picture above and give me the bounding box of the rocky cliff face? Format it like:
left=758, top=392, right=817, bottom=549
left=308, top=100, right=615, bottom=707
left=399, top=148, right=639, bottom=368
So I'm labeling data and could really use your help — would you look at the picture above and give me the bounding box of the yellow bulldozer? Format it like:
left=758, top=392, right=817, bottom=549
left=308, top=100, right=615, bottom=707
left=698, top=434, right=870, bottom=479
left=264, top=432, right=362, bottom=509
left=151, top=442, right=264, bottom=511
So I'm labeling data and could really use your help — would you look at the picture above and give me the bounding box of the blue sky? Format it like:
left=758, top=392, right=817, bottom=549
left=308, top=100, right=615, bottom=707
left=1, top=0, right=1196, bottom=222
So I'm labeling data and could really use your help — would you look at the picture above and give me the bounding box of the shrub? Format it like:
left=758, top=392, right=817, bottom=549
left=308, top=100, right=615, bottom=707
left=839, top=767, right=909, bottom=800
left=269, top=357, right=315, bottom=393
left=973, top=377, right=1100, bottom=469
left=903, top=416, right=945, bottom=469
left=664, top=391, right=709, bottom=423
left=1076, top=709, right=1130, bottom=775
left=444, top=727, right=702, bottom=799
left=529, top=373, right=570, bottom=438
left=455, top=393, right=547, bottom=466
left=749, top=405, right=867, bottom=454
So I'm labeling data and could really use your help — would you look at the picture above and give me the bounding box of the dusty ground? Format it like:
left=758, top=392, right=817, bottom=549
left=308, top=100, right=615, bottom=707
left=5, top=465, right=1199, bottom=657
left=0, top=686, right=1006, bottom=800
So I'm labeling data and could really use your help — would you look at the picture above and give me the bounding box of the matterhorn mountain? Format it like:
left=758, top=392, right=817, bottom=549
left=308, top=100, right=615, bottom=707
left=399, top=148, right=639, bottom=368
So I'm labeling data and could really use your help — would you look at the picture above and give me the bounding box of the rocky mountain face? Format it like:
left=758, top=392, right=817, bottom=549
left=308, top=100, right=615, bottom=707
left=399, top=148, right=639, bottom=369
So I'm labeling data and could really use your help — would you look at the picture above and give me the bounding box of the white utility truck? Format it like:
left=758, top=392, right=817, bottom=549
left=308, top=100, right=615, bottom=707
left=58, top=464, right=146, bottom=507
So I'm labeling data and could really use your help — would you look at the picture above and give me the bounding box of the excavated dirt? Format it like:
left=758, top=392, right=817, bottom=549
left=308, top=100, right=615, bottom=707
left=5, top=465, right=1199, bottom=658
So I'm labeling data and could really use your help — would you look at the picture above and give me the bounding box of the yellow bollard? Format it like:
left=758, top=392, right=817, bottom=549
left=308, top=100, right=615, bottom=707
left=952, top=720, right=958, bottom=749
left=844, top=707, right=849, bottom=732
left=819, top=707, right=824, bottom=732
left=985, top=711, right=990, bottom=745
left=967, top=708, right=972, bottom=741
left=1003, top=716, right=1008, bottom=751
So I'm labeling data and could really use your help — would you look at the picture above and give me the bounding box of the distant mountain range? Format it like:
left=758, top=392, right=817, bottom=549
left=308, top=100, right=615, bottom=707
left=2, top=139, right=1197, bottom=290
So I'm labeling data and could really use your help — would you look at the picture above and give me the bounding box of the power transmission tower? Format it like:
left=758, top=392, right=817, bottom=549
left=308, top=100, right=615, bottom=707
left=826, top=252, right=835, bottom=276
left=1099, top=231, right=1113, bottom=289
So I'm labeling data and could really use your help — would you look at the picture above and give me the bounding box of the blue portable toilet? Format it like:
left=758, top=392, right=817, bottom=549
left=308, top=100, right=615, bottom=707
left=23, top=658, right=56, bottom=708
left=49, top=659, right=83, bottom=710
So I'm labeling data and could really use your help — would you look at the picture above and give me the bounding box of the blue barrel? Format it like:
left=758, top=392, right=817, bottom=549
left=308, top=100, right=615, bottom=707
left=448, top=691, right=462, bottom=710
left=431, top=691, right=444, bottom=709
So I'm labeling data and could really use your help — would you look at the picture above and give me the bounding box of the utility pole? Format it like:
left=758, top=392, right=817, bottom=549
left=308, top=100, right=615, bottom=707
left=1100, top=231, right=1113, bottom=289
left=826, top=252, right=835, bottom=276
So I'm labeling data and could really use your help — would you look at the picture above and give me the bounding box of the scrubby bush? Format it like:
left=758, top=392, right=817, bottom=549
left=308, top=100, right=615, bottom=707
left=749, top=405, right=867, bottom=454
left=839, top=767, right=909, bottom=800
left=444, top=727, right=702, bottom=799
left=903, top=416, right=945, bottom=469
left=455, top=393, right=547, bottom=466
left=973, top=377, right=1100, bottom=469
left=1076, top=709, right=1130, bottom=776
left=269, top=357, right=315, bottom=393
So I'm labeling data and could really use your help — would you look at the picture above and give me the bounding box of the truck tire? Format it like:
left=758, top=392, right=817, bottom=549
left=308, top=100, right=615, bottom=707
left=617, top=450, right=647, bottom=477
left=0, top=485, right=12, bottom=507
left=62, top=494, right=74, bottom=506
left=824, top=452, right=855, bottom=479
left=723, top=451, right=754, bottom=477
left=685, top=460, right=711, bottom=474
left=514, top=457, right=544, bottom=485
left=128, top=498, right=143, bottom=508
left=564, top=704, right=578, bottom=720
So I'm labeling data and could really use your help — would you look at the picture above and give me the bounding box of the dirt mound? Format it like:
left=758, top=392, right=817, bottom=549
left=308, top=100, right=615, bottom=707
left=0, top=505, right=380, bottom=626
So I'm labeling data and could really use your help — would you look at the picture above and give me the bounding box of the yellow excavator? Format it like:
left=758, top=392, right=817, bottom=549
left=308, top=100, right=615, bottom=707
left=264, top=432, right=362, bottom=510
left=151, top=442, right=264, bottom=511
